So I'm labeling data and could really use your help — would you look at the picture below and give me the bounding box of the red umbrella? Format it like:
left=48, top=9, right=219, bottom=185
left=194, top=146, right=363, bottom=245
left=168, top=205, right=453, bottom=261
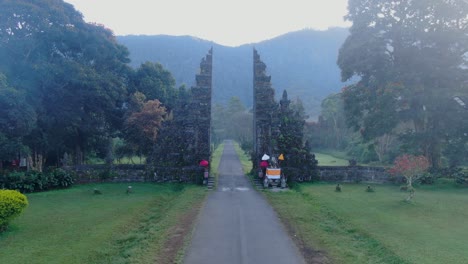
left=260, top=161, right=268, bottom=168
left=199, top=160, right=209, bottom=167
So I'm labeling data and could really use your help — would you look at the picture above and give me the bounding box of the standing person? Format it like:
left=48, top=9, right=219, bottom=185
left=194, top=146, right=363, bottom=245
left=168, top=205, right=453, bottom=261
left=199, top=160, right=209, bottom=185
left=260, top=160, right=268, bottom=178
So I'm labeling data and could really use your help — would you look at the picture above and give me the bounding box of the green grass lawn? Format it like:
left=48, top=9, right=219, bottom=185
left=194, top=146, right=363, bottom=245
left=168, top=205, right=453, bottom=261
left=0, top=183, right=206, bottom=264
left=0, top=141, right=225, bottom=263
left=314, top=152, right=350, bottom=166
left=266, top=183, right=468, bottom=264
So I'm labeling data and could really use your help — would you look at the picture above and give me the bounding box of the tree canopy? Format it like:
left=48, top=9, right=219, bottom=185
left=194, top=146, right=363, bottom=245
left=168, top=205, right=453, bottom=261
left=338, top=0, right=468, bottom=167
left=0, top=0, right=172, bottom=168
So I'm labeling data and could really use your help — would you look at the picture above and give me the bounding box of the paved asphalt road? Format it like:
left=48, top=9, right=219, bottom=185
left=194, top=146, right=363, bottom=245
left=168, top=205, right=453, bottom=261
left=184, top=140, right=305, bottom=264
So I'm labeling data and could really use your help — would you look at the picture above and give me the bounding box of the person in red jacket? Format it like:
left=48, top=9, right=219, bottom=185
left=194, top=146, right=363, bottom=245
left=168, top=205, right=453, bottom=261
left=260, top=160, right=268, bottom=178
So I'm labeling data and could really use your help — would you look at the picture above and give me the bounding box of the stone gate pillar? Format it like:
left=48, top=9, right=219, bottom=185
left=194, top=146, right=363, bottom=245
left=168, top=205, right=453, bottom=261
left=189, top=48, right=213, bottom=162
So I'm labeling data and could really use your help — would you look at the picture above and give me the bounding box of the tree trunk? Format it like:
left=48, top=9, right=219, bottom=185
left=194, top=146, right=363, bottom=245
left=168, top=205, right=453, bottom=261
left=27, top=150, right=44, bottom=172
left=105, top=137, right=114, bottom=166
left=75, top=144, right=83, bottom=165
left=406, top=188, right=415, bottom=201
left=406, top=176, right=413, bottom=189
left=427, top=140, right=441, bottom=169
left=406, top=177, right=415, bottom=201
left=374, top=134, right=394, bottom=163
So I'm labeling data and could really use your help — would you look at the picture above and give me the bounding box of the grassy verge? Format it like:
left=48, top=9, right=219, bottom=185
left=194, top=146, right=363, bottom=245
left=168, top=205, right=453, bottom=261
left=0, top=183, right=205, bottom=264
left=233, top=142, right=252, bottom=174
left=265, top=182, right=468, bottom=264
left=210, top=143, right=225, bottom=178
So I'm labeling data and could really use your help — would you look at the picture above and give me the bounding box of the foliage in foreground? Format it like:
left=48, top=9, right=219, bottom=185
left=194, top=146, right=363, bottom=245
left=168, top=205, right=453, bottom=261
left=0, top=189, right=28, bottom=231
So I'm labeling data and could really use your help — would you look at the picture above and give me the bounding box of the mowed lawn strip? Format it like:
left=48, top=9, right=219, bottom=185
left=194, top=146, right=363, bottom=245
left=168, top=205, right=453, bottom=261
left=265, top=183, right=468, bottom=264
left=233, top=142, right=252, bottom=174
left=210, top=142, right=225, bottom=179
left=0, top=183, right=206, bottom=264
left=314, top=152, right=349, bottom=166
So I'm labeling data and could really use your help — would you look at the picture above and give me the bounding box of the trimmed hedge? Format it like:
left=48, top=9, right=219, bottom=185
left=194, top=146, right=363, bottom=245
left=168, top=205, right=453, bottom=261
left=0, top=189, right=28, bottom=231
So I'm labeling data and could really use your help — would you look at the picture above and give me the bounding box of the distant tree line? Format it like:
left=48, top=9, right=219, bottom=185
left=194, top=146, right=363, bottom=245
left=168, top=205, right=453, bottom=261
left=211, top=97, right=253, bottom=150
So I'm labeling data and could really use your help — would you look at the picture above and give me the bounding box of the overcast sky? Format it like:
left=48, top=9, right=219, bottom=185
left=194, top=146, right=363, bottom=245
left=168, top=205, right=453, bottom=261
left=64, top=0, right=351, bottom=47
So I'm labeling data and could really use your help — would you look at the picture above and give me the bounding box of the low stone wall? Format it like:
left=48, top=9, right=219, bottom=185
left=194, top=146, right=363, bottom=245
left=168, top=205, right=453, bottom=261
left=66, top=164, right=202, bottom=184
left=317, top=166, right=398, bottom=183
left=67, top=164, right=397, bottom=185
left=152, top=166, right=202, bottom=184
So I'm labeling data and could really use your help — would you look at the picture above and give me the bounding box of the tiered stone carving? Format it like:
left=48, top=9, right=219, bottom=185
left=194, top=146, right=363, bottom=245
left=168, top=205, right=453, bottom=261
left=188, top=48, right=213, bottom=162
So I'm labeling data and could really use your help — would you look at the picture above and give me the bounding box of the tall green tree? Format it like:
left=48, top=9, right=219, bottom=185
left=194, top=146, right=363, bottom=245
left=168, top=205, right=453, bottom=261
left=0, top=0, right=132, bottom=166
left=318, top=93, right=350, bottom=149
left=211, top=97, right=253, bottom=150
left=338, top=0, right=468, bottom=167
left=211, top=103, right=227, bottom=146
left=0, top=74, right=36, bottom=166
left=130, top=62, right=177, bottom=110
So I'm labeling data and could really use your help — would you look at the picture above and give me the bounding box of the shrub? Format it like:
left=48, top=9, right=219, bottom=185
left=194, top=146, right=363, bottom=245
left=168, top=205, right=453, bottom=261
left=335, top=184, right=342, bottom=192
left=0, top=172, right=24, bottom=191
left=0, top=168, right=74, bottom=193
left=455, top=170, right=468, bottom=186
left=51, top=168, right=74, bottom=188
left=416, top=172, right=437, bottom=185
left=0, top=189, right=28, bottom=231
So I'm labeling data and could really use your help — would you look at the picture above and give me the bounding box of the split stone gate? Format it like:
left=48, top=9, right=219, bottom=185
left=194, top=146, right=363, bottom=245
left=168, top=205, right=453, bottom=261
left=71, top=48, right=392, bottom=184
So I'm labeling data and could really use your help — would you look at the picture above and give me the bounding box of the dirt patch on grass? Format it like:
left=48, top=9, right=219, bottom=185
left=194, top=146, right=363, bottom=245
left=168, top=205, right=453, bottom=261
left=281, top=215, right=331, bottom=264
left=157, top=201, right=204, bottom=264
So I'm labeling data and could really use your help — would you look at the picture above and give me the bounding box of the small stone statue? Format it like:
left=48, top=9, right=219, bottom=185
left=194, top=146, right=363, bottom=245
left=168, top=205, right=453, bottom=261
left=335, top=184, right=342, bottom=192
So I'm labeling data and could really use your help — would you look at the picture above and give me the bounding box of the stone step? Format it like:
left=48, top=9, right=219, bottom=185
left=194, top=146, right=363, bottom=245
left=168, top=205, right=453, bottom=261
left=206, top=177, right=215, bottom=190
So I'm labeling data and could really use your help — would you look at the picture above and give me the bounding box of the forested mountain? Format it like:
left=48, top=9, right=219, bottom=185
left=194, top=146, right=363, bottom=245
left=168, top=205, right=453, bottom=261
left=118, top=28, right=351, bottom=119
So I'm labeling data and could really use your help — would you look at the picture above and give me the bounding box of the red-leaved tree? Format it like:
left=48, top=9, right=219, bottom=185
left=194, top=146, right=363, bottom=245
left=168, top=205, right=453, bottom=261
left=388, top=154, right=430, bottom=201
left=125, top=99, right=167, bottom=156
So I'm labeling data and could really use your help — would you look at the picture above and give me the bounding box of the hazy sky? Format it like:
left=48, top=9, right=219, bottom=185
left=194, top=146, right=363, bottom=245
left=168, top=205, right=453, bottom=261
left=64, top=0, right=350, bottom=47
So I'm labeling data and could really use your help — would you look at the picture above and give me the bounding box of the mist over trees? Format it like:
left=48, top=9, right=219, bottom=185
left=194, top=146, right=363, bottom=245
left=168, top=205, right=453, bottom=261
left=212, top=97, right=253, bottom=150
left=331, top=0, right=468, bottom=167
left=1, top=0, right=466, bottom=175
left=0, top=0, right=185, bottom=169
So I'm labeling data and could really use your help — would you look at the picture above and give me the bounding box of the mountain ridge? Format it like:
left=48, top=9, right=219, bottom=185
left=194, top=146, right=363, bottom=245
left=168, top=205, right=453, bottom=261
left=117, top=27, right=351, bottom=119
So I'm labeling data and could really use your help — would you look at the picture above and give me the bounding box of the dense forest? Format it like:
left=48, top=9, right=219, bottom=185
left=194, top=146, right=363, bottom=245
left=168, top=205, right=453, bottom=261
left=0, top=0, right=190, bottom=171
